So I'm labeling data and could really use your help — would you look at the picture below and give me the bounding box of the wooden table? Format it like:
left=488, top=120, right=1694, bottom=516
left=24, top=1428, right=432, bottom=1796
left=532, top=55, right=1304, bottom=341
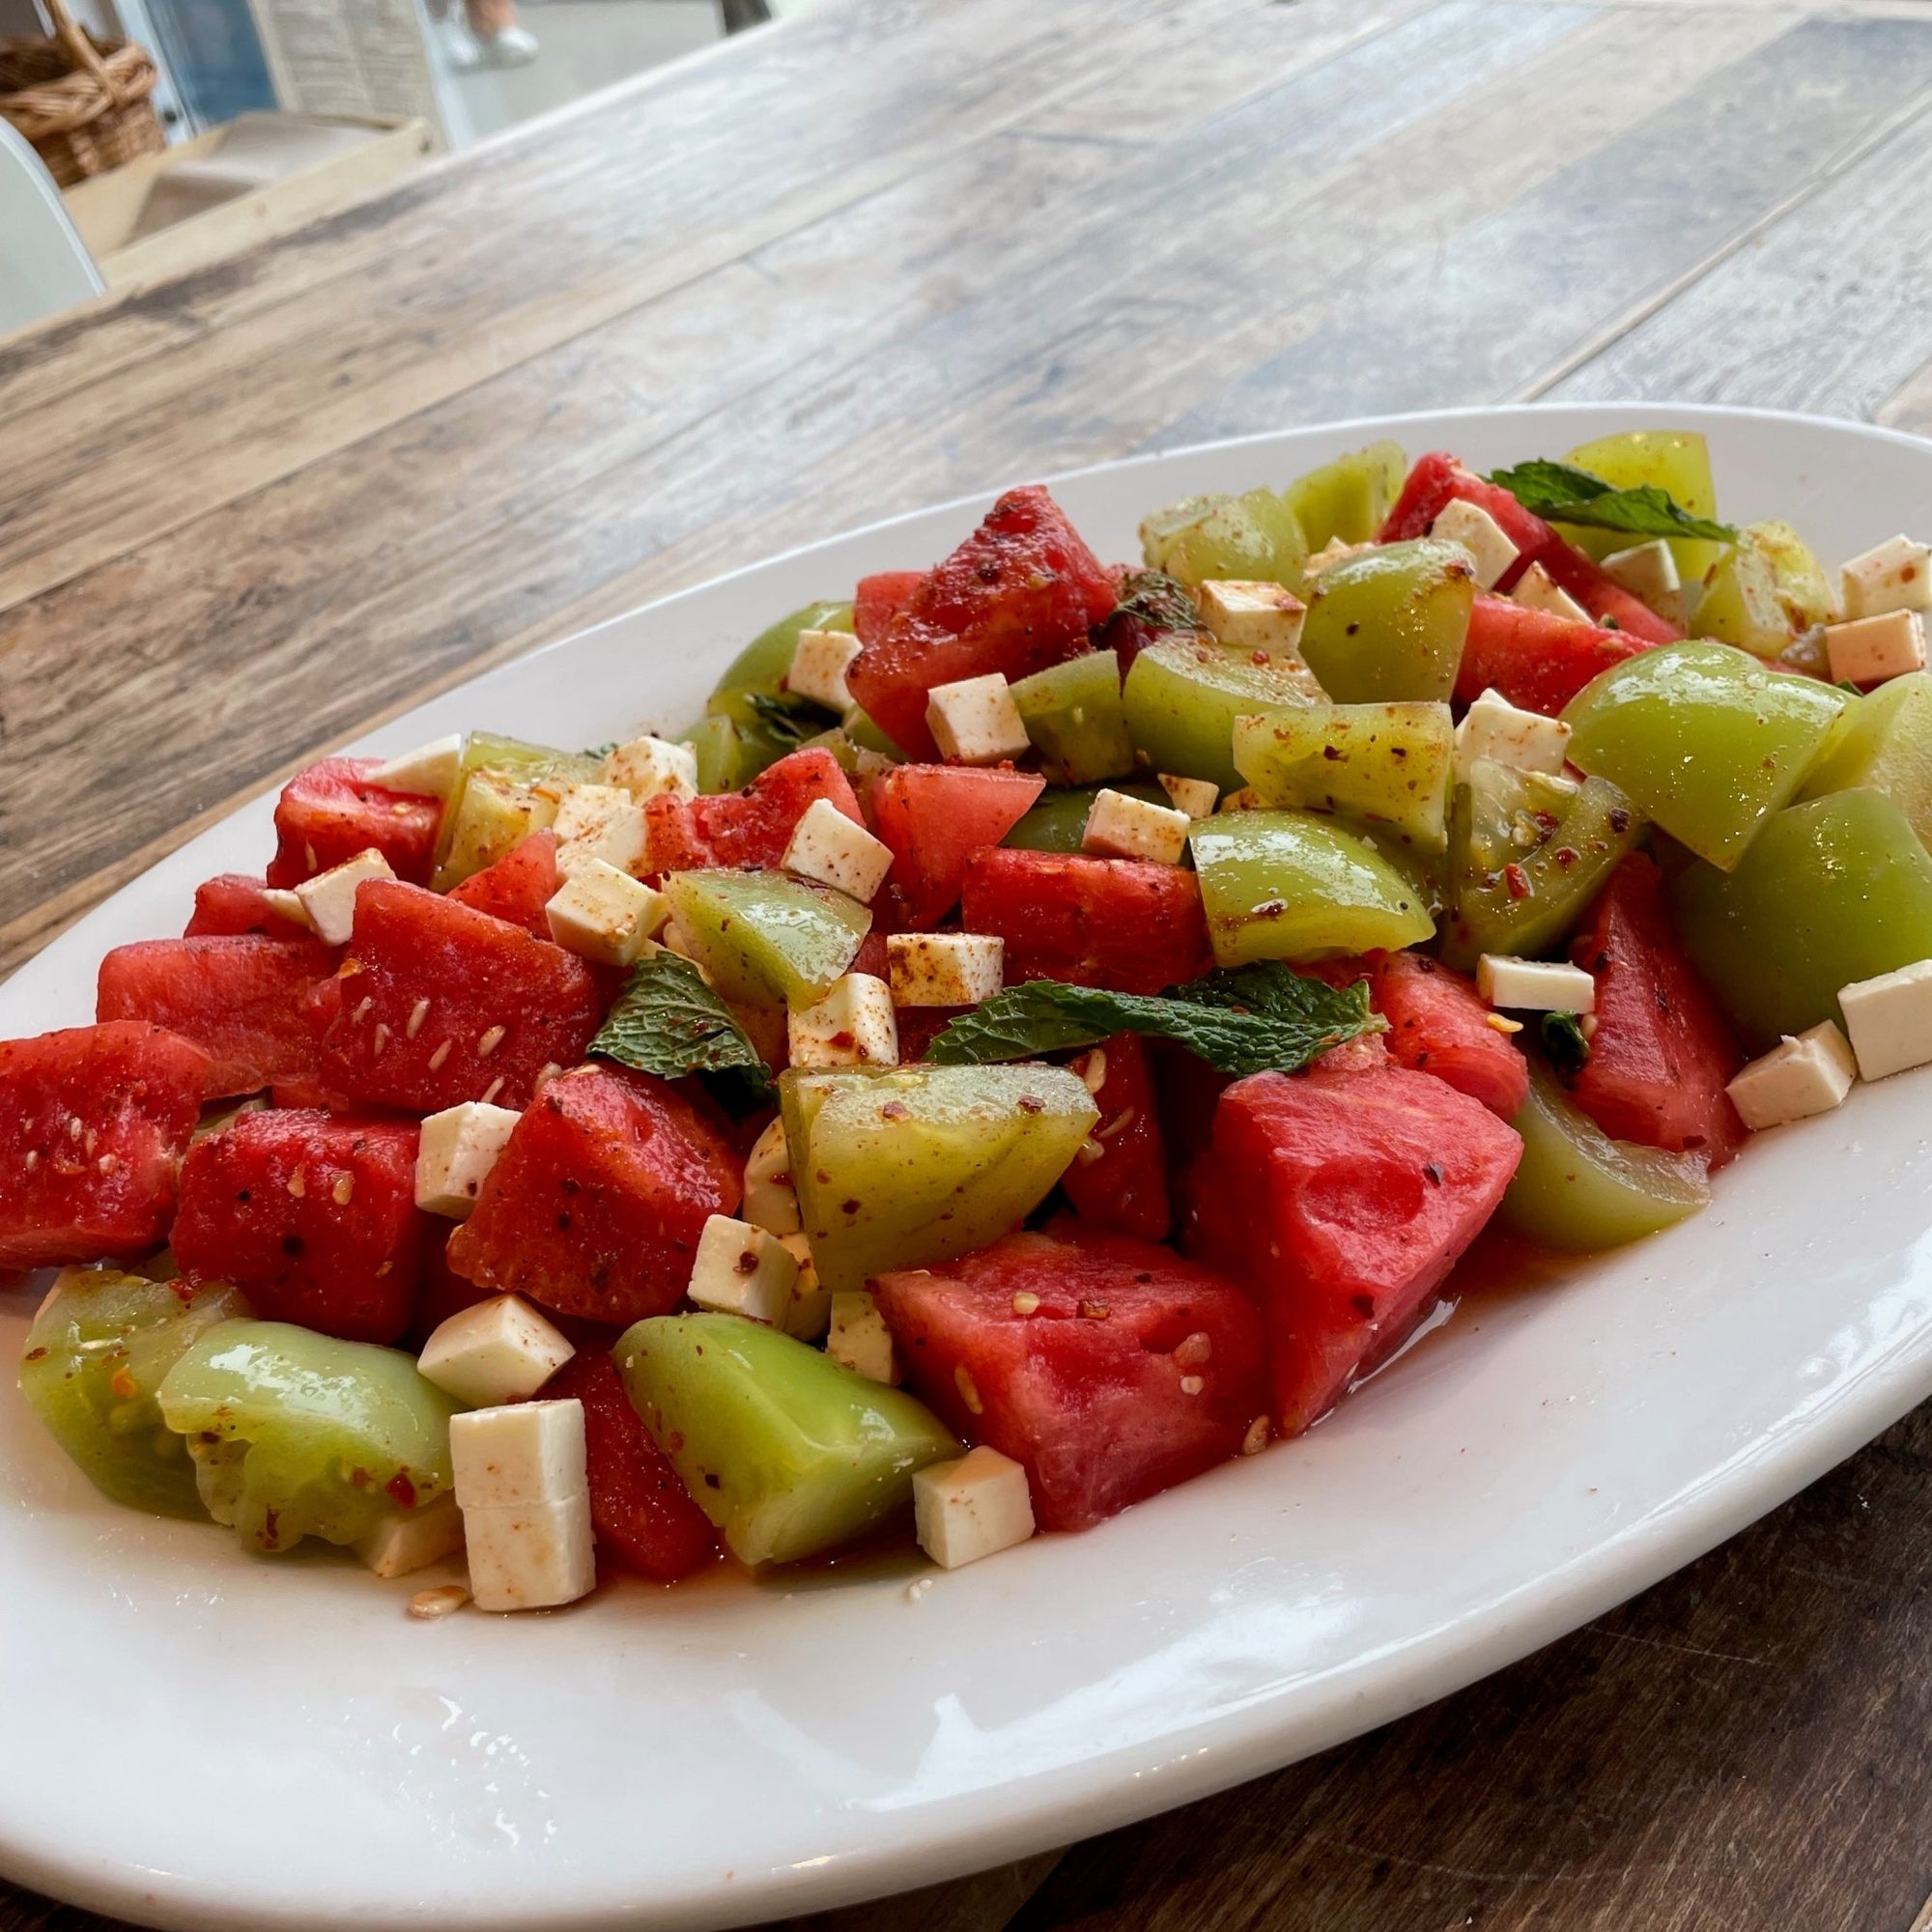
left=6, top=0, right=1932, bottom=1925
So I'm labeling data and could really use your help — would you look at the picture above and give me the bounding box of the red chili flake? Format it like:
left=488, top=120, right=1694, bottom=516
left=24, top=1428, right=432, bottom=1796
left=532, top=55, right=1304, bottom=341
left=1503, top=863, right=1531, bottom=900
left=1018, top=1094, right=1044, bottom=1114
left=881, top=1100, right=910, bottom=1122
left=1608, top=808, right=1631, bottom=834
left=385, top=1471, right=417, bottom=1510
left=1553, top=846, right=1579, bottom=869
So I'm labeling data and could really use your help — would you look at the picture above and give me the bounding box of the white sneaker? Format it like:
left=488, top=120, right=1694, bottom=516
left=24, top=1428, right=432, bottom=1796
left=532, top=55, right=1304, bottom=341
left=476, top=23, right=539, bottom=65
left=437, top=16, right=483, bottom=68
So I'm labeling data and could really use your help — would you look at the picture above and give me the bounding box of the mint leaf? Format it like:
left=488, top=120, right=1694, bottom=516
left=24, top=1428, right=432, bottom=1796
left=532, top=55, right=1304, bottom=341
left=1539, top=1009, right=1591, bottom=1081
left=747, top=690, right=837, bottom=748
left=590, top=952, right=775, bottom=1105
left=1487, top=460, right=1736, bottom=544
left=923, top=962, right=1380, bottom=1077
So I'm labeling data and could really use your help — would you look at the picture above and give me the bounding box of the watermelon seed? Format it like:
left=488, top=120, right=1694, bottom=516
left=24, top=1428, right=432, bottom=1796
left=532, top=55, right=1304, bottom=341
left=1011, top=1291, right=1040, bottom=1316
left=480, top=1077, right=505, bottom=1105
left=1072, top=1138, right=1104, bottom=1166
left=354, top=997, right=374, bottom=1025
left=333, top=1175, right=355, bottom=1207
left=407, top=999, right=431, bottom=1040
left=428, top=1040, right=453, bottom=1071
left=953, top=1364, right=983, bottom=1415
left=24, top=1151, right=37, bottom=1173
left=477, top=1026, right=507, bottom=1059
left=97, top=1153, right=118, bottom=1176
left=304, top=843, right=319, bottom=872
left=1175, top=1330, right=1212, bottom=1370
left=1180, top=1376, right=1205, bottom=1397
left=373, top=1024, right=391, bottom=1057
left=288, top=1167, right=306, bottom=1198
left=1241, top=1417, right=1270, bottom=1456
left=67, top=1117, right=81, bottom=1143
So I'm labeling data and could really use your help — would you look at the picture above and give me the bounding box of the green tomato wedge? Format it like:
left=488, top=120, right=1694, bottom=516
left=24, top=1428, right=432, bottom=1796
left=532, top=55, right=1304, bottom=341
left=1670, top=788, right=1932, bottom=1047
left=156, top=1320, right=460, bottom=1554
left=19, top=1270, right=250, bottom=1518
left=431, top=732, right=605, bottom=889
left=680, top=713, right=745, bottom=794
left=1187, top=810, right=1434, bottom=965
left=1231, top=700, right=1454, bottom=850
left=1122, top=637, right=1324, bottom=793
left=710, top=599, right=855, bottom=698
left=1010, top=649, right=1134, bottom=784
left=1138, top=486, right=1307, bottom=590
left=1559, top=429, right=1724, bottom=583
left=663, top=869, right=871, bottom=1009
left=1501, top=1063, right=1711, bottom=1251
left=617, top=1313, right=958, bottom=1566
left=1562, top=640, right=1844, bottom=869
left=1296, top=538, right=1475, bottom=704
left=1280, top=440, right=1407, bottom=556
left=780, top=1064, right=1096, bottom=1294
left=1003, top=781, right=1172, bottom=853
left=1798, top=670, right=1932, bottom=849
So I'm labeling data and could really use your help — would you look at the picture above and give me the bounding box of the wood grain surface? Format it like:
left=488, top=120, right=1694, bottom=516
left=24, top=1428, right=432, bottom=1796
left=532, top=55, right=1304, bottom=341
left=5, top=0, right=1932, bottom=1927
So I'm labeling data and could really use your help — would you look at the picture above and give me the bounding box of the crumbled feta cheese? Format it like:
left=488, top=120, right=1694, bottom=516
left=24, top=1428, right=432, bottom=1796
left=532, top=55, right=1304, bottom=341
left=913, top=1446, right=1036, bottom=1569
left=1158, top=773, right=1219, bottom=818
left=688, top=1214, right=799, bottom=1325
left=1429, top=498, right=1520, bottom=590
left=1476, top=953, right=1596, bottom=1013
left=742, top=1117, right=801, bottom=1236
left=1198, top=579, right=1308, bottom=654
left=367, top=733, right=465, bottom=799
left=827, top=1290, right=898, bottom=1382
left=355, top=1492, right=466, bottom=1579
left=782, top=796, right=894, bottom=903
left=1511, top=562, right=1591, bottom=624
left=545, top=859, right=668, bottom=967
left=1454, top=686, right=1572, bottom=780
left=1082, top=787, right=1191, bottom=866
left=418, top=1293, right=576, bottom=1407
left=602, top=734, right=698, bottom=804
left=1838, top=956, right=1932, bottom=1080
left=925, top=674, right=1031, bottom=765
left=787, top=971, right=899, bottom=1068
left=1305, top=536, right=1372, bottom=578
left=1841, top=534, right=1932, bottom=620
left=1824, top=609, right=1926, bottom=686
left=1602, top=539, right=1685, bottom=625
left=552, top=782, right=648, bottom=875
left=1725, top=1021, right=1857, bottom=1130
left=786, top=628, right=863, bottom=712
left=294, top=846, right=395, bottom=946
left=450, top=1398, right=587, bottom=1510
left=780, top=1232, right=830, bottom=1341
left=414, top=1100, right=523, bottom=1218
left=464, top=1492, right=596, bottom=1612
left=887, top=932, right=1004, bottom=1006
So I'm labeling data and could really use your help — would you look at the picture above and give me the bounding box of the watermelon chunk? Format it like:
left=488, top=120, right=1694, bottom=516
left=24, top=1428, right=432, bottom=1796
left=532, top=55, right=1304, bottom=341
left=447, top=830, right=561, bottom=938
left=1456, top=595, right=1654, bottom=718
left=867, top=765, right=1044, bottom=929
left=873, top=1227, right=1268, bottom=1532
left=320, top=881, right=605, bottom=1114
left=185, top=874, right=314, bottom=943
left=0, top=1023, right=209, bottom=1269
left=1324, top=952, right=1528, bottom=1120
left=853, top=569, right=926, bottom=650
left=445, top=1064, right=741, bottom=1325
left=265, top=756, right=443, bottom=889
left=641, top=749, right=865, bottom=877
left=1058, top=1033, right=1171, bottom=1240
left=1193, top=1063, right=1522, bottom=1435
left=846, top=486, right=1117, bottom=759
left=172, top=1110, right=428, bottom=1343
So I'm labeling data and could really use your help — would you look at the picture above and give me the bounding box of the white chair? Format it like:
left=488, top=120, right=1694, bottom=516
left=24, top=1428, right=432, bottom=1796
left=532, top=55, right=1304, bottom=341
left=0, top=117, right=105, bottom=338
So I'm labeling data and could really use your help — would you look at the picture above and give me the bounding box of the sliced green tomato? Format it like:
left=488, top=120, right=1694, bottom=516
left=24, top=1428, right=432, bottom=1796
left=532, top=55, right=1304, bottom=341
left=1501, top=1064, right=1710, bottom=1251
left=19, top=1271, right=250, bottom=1518
left=704, top=687, right=841, bottom=786
left=1187, top=809, right=1434, bottom=965
left=844, top=708, right=904, bottom=760
left=1010, top=650, right=1134, bottom=784
left=710, top=600, right=855, bottom=699
left=1439, top=763, right=1643, bottom=974
left=1671, top=788, right=1932, bottom=1046
left=1004, top=781, right=1172, bottom=853
left=1798, top=670, right=1932, bottom=849
left=1280, top=440, right=1407, bottom=557
left=431, top=732, right=603, bottom=888
left=682, top=712, right=751, bottom=794
left=1296, top=538, right=1475, bottom=704
left=618, top=1313, right=958, bottom=1566
left=663, top=870, right=870, bottom=1009
left=1122, top=637, right=1324, bottom=793
left=1559, top=429, right=1724, bottom=583
left=781, top=1064, right=1096, bottom=1294
left=1138, top=486, right=1307, bottom=590
left=156, top=1320, right=460, bottom=1554
left=1562, top=640, right=1844, bottom=869
left=1231, top=700, right=1454, bottom=850
left=1747, top=521, right=1834, bottom=633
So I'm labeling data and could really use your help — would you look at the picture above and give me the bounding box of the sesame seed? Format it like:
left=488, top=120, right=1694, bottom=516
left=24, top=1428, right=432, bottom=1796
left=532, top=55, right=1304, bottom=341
left=373, top=1023, right=391, bottom=1056
left=477, top=1025, right=506, bottom=1059
left=1011, top=1291, right=1040, bottom=1316
left=333, top=1174, right=355, bottom=1207
left=288, top=1168, right=306, bottom=1198
left=1180, top=1375, right=1205, bottom=1396
left=428, top=1039, right=452, bottom=1071
left=1240, top=1416, right=1270, bottom=1456
left=406, top=998, right=431, bottom=1040
left=953, top=1364, right=983, bottom=1415
left=407, top=1584, right=469, bottom=1622
left=480, top=1076, right=504, bottom=1105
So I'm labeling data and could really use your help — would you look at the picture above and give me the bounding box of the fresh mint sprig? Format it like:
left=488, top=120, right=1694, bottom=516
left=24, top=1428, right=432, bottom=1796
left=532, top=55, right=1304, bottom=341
left=590, top=951, right=775, bottom=1106
left=1487, top=459, right=1736, bottom=544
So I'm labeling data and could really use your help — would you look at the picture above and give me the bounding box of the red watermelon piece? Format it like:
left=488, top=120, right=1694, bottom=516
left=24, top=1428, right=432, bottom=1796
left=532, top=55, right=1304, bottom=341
left=640, top=748, right=864, bottom=877
left=265, top=756, right=442, bottom=889
left=1058, top=1033, right=1171, bottom=1240
left=1325, top=951, right=1528, bottom=1120
left=853, top=570, right=926, bottom=650
left=867, top=765, right=1044, bottom=929
left=185, top=874, right=315, bottom=944
left=1456, top=595, right=1654, bottom=718
left=447, top=830, right=561, bottom=938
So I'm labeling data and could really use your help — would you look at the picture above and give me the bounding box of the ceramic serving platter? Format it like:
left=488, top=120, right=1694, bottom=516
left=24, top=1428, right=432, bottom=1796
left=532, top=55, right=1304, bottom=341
left=5, top=404, right=1932, bottom=1932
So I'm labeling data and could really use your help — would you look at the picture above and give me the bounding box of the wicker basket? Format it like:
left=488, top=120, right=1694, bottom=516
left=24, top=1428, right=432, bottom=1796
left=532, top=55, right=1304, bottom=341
left=0, top=0, right=164, bottom=188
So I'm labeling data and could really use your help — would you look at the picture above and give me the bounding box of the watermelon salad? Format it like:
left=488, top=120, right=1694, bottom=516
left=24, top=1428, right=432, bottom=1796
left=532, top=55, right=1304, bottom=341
left=11, top=428, right=1932, bottom=1616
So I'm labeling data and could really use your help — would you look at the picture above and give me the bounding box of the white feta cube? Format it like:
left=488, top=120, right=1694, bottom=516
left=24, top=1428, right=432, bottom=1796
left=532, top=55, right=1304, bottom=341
left=1198, top=580, right=1307, bottom=654
left=1838, top=956, right=1932, bottom=1080
left=827, top=1290, right=899, bottom=1383
left=1824, top=609, right=1926, bottom=686
left=925, top=674, right=1031, bottom=765
left=1158, top=773, right=1219, bottom=818
left=1602, top=540, right=1685, bottom=625
left=545, top=859, right=668, bottom=967
left=464, top=1492, right=596, bottom=1612
left=366, top=733, right=465, bottom=799
left=780, top=1232, right=830, bottom=1341
left=450, top=1398, right=587, bottom=1510
left=688, top=1214, right=799, bottom=1325
left=602, top=734, right=698, bottom=804
left=787, top=972, right=899, bottom=1068
left=1217, top=786, right=1264, bottom=813
left=418, top=1293, right=576, bottom=1407
left=415, top=1100, right=523, bottom=1218
left=913, top=1445, right=1036, bottom=1570
left=1725, top=1022, right=1857, bottom=1130
left=552, top=783, right=648, bottom=875
left=786, top=628, right=862, bottom=712
left=294, top=847, right=395, bottom=947
left=1081, top=787, right=1191, bottom=866
left=1841, top=534, right=1932, bottom=620
left=1454, top=687, right=1572, bottom=780
left=1511, top=562, right=1591, bottom=624
left=1305, top=536, right=1372, bottom=579
left=1476, top=953, right=1596, bottom=1013
left=742, top=1117, right=801, bottom=1236
left=355, top=1492, right=466, bottom=1579
left=1429, top=498, right=1520, bottom=590
left=781, top=796, right=894, bottom=903
left=887, top=932, right=1004, bottom=1006
left=260, top=886, right=315, bottom=932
